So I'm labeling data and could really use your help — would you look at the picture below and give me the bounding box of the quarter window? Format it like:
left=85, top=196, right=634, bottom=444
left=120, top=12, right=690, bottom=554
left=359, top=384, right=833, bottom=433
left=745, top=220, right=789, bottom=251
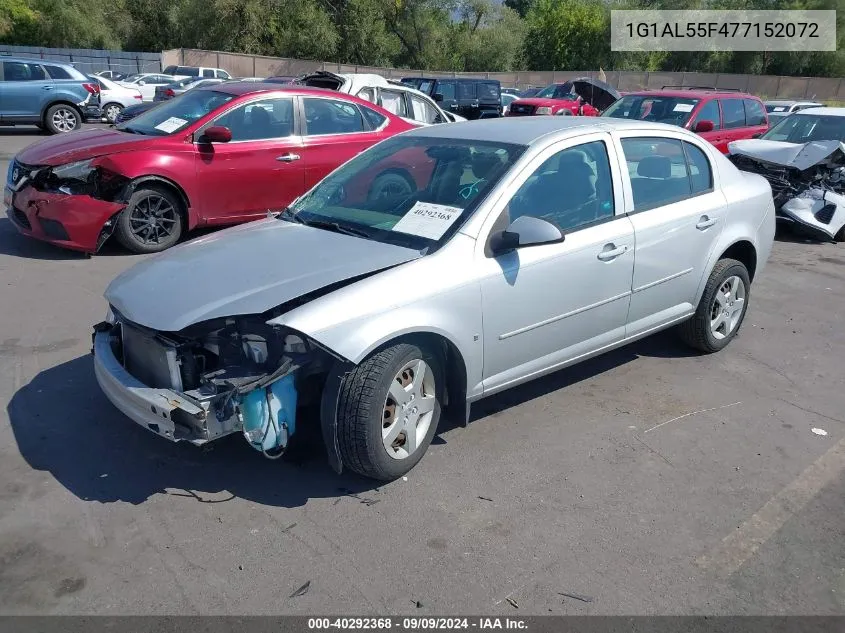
left=303, top=98, right=365, bottom=135
left=215, top=98, right=295, bottom=141
left=356, top=87, right=376, bottom=103
left=743, top=98, right=766, bottom=126
left=3, top=62, right=46, bottom=81
left=621, top=137, right=713, bottom=211
left=360, top=106, right=387, bottom=129
left=720, top=98, right=746, bottom=129
left=507, top=140, right=615, bottom=232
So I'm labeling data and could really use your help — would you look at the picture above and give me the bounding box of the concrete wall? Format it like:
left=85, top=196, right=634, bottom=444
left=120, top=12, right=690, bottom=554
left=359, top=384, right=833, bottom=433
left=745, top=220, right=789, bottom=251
left=162, top=48, right=845, bottom=99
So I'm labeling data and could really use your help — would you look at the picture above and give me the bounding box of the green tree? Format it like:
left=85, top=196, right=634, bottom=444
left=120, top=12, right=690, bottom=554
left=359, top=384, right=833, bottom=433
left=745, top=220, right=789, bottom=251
left=524, top=0, right=611, bottom=70
left=0, top=0, right=38, bottom=42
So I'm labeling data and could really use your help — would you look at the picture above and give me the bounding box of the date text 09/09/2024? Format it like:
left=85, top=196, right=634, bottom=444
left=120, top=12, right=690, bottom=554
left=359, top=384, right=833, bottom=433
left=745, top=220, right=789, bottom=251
left=307, top=617, right=528, bottom=630
left=625, top=21, right=820, bottom=39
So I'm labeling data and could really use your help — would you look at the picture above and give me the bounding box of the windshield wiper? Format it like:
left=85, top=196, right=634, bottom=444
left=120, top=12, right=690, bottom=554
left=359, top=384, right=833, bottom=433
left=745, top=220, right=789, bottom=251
left=278, top=208, right=371, bottom=239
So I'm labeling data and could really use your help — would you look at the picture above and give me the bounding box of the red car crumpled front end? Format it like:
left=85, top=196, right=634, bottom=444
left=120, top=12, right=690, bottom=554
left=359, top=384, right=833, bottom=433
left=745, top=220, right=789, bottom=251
left=6, top=183, right=124, bottom=253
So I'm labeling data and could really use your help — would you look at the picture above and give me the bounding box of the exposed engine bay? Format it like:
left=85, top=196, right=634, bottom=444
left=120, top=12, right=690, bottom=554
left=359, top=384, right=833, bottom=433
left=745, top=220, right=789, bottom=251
left=95, top=309, right=339, bottom=458
left=728, top=139, right=845, bottom=241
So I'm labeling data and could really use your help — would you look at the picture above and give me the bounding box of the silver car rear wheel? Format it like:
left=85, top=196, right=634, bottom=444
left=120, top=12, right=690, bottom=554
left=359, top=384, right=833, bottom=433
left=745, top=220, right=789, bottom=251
left=104, top=103, right=123, bottom=123
left=709, top=275, right=746, bottom=340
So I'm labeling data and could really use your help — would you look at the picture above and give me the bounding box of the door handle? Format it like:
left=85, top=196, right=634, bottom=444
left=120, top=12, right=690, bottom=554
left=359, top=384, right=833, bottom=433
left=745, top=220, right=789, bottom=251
left=696, top=216, right=717, bottom=230
left=597, top=244, right=628, bottom=261
left=41, top=86, right=53, bottom=90
left=276, top=153, right=300, bottom=162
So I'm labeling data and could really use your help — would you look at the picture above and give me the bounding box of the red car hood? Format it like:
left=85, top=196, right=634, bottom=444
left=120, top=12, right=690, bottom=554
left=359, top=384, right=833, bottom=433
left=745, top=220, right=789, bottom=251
left=513, top=97, right=578, bottom=107
left=17, top=128, right=162, bottom=167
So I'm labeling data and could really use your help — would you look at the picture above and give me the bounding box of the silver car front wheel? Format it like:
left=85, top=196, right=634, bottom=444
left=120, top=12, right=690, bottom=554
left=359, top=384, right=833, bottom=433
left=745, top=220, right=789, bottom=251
left=336, top=342, right=443, bottom=480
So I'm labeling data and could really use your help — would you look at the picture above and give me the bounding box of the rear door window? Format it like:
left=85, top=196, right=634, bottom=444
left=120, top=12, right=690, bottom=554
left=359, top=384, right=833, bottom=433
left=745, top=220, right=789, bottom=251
left=743, top=99, right=766, bottom=126
left=202, top=69, right=214, bottom=78
left=457, top=82, right=476, bottom=101
left=720, top=98, right=746, bottom=129
left=177, top=66, right=199, bottom=77
left=44, top=64, right=74, bottom=80
left=478, top=82, right=500, bottom=101
left=303, top=97, right=366, bottom=135
left=378, top=90, right=407, bottom=117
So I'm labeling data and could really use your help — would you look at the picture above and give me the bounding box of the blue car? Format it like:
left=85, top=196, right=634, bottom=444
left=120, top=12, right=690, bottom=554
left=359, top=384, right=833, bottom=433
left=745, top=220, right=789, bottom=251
left=0, top=57, right=101, bottom=133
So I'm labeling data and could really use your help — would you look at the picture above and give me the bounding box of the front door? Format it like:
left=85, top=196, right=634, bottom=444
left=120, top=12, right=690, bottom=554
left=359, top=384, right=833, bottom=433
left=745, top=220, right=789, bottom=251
left=477, top=134, right=636, bottom=394
left=0, top=61, right=51, bottom=121
left=616, top=135, right=726, bottom=336
left=195, top=95, right=305, bottom=224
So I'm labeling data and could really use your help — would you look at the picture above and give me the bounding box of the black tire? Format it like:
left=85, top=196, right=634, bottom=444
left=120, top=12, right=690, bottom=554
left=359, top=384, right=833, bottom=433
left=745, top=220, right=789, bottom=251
left=103, top=103, right=124, bottom=124
left=679, top=258, right=751, bottom=353
left=835, top=225, right=845, bottom=242
left=44, top=104, right=81, bottom=134
left=115, top=185, right=184, bottom=254
left=336, top=342, right=444, bottom=480
left=367, top=171, right=414, bottom=203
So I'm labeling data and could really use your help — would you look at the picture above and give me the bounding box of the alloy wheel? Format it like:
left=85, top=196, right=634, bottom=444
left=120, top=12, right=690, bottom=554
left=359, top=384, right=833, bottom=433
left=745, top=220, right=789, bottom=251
left=52, top=108, right=78, bottom=132
left=709, top=275, right=746, bottom=340
left=128, top=194, right=179, bottom=246
left=382, top=359, right=436, bottom=460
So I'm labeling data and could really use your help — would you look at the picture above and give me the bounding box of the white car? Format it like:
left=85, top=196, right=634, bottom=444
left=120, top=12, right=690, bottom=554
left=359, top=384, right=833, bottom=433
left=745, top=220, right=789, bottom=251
left=162, top=65, right=232, bottom=81
left=93, top=117, right=775, bottom=480
left=90, top=75, right=143, bottom=123
left=764, top=99, right=824, bottom=124
left=118, top=73, right=176, bottom=101
left=728, top=107, right=845, bottom=241
left=300, top=71, right=466, bottom=126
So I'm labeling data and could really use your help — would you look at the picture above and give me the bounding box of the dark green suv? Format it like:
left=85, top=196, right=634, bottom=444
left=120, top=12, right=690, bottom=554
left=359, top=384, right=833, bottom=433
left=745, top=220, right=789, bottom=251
left=401, top=77, right=502, bottom=120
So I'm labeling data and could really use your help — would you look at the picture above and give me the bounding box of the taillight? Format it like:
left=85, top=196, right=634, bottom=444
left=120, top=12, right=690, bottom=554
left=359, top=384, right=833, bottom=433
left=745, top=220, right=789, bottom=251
left=82, top=83, right=100, bottom=94
left=134, top=94, right=142, bottom=100
left=164, top=88, right=175, bottom=97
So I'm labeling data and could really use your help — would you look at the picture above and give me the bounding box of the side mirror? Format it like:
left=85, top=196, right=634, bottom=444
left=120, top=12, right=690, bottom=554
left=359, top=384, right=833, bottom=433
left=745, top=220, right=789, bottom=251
left=693, top=120, right=714, bottom=133
left=489, top=215, right=564, bottom=255
left=433, top=93, right=444, bottom=102
left=751, top=132, right=763, bottom=138
left=200, top=125, right=232, bottom=143
left=138, top=80, right=146, bottom=86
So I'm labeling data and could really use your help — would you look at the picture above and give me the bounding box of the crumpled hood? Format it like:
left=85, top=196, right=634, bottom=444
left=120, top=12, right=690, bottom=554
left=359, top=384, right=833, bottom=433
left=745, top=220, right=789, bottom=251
left=728, top=139, right=845, bottom=171
left=16, top=128, right=157, bottom=167
left=105, top=219, right=423, bottom=332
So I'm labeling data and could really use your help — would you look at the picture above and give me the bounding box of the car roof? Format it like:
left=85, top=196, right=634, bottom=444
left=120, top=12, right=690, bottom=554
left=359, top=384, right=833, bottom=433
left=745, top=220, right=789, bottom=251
left=765, top=99, right=824, bottom=106
left=1, top=56, right=74, bottom=67
left=622, top=89, right=757, bottom=99
left=791, top=106, right=845, bottom=117
left=401, top=116, right=700, bottom=145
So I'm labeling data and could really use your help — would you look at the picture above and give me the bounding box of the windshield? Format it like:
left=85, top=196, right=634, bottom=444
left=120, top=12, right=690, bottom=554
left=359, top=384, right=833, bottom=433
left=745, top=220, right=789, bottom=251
left=117, top=90, right=235, bottom=136
left=602, top=95, right=699, bottom=126
left=761, top=113, right=845, bottom=143
left=536, top=83, right=577, bottom=100
left=285, top=136, right=526, bottom=249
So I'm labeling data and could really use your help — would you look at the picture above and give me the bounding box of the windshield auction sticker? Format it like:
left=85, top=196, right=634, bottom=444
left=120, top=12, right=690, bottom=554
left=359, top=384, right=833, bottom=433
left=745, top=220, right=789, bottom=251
left=611, top=10, right=836, bottom=52
left=154, top=117, right=188, bottom=133
left=391, top=202, right=463, bottom=240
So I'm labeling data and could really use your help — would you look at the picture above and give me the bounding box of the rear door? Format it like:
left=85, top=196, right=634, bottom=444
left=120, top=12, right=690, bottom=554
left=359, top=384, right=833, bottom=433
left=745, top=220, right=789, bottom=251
left=617, top=134, right=726, bottom=335
left=477, top=81, right=501, bottom=118
left=455, top=81, right=479, bottom=119
left=743, top=98, right=768, bottom=136
left=195, top=95, right=305, bottom=224
left=298, top=96, right=392, bottom=190
left=0, top=61, right=52, bottom=121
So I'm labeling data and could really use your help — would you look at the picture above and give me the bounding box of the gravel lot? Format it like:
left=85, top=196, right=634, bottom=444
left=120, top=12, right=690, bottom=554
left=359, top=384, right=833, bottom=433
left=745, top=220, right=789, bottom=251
left=1, top=126, right=843, bottom=616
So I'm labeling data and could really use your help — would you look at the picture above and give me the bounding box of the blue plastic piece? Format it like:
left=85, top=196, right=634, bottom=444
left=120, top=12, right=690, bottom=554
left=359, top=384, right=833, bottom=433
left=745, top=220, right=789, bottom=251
left=239, top=374, right=298, bottom=454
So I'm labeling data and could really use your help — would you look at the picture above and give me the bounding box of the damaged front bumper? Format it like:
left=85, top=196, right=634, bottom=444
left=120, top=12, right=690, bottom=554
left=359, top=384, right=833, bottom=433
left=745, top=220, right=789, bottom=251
left=93, top=327, right=217, bottom=444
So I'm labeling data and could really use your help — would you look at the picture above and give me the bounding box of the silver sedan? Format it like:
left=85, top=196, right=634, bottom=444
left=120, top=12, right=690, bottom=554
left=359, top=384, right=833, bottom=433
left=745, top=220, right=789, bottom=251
left=93, top=117, right=776, bottom=480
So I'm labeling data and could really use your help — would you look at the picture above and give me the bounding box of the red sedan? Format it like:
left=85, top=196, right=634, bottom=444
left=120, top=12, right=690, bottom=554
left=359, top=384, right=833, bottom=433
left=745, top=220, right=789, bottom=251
left=5, top=84, right=415, bottom=253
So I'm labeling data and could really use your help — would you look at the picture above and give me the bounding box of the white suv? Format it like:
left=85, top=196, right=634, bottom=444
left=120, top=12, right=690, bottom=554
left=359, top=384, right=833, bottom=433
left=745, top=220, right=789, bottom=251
left=162, top=65, right=231, bottom=81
